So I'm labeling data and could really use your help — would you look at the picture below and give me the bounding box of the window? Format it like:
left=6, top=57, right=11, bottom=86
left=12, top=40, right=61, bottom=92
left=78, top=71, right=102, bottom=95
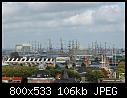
left=37, top=74, right=41, bottom=77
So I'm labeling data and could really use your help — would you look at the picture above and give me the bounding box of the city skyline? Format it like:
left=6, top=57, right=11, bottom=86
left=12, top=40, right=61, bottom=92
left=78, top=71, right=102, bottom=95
left=2, top=2, right=125, bottom=49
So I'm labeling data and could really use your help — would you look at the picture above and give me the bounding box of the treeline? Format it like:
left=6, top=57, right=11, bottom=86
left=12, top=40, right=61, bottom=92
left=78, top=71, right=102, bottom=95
left=2, top=65, right=81, bottom=81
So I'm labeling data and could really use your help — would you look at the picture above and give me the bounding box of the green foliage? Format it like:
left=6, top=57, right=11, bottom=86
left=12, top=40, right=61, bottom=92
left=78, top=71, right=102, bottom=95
left=117, top=61, right=125, bottom=69
left=85, top=69, right=107, bottom=83
left=67, top=69, right=81, bottom=80
left=2, top=66, right=37, bottom=79
left=117, top=68, right=125, bottom=73
left=116, top=61, right=125, bottom=78
left=46, top=66, right=55, bottom=70
left=45, top=66, right=61, bottom=76
left=45, top=66, right=81, bottom=80
left=2, top=65, right=81, bottom=81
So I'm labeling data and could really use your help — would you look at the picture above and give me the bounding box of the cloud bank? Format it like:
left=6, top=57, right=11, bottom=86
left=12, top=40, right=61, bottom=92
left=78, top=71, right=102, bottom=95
left=2, top=2, right=125, bottom=49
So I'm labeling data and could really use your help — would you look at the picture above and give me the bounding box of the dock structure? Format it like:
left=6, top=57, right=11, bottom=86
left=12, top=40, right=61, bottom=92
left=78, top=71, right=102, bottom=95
left=3, top=57, right=55, bottom=67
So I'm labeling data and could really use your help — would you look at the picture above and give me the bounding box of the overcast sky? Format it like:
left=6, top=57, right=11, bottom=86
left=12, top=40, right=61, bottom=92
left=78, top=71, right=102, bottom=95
left=2, top=2, right=125, bottom=49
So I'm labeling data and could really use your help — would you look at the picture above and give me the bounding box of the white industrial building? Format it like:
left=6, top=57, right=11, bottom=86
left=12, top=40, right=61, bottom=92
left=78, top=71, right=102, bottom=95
left=15, top=44, right=32, bottom=52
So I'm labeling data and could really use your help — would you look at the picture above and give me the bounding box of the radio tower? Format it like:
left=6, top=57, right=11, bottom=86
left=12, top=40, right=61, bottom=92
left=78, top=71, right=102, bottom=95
left=72, top=40, right=76, bottom=63
left=35, top=40, right=37, bottom=52
left=60, top=38, right=63, bottom=54
left=78, top=41, right=80, bottom=50
left=99, top=42, right=102, bottom=54
left=105, top=42, right=107, bottom=56
left=48, top=39, right=52, bottom=51
left=40, top=44, right=41, bottom=50
left=68, top=40, right=71, bottom=51
left=88, top=43, right=90, bottom=55
left=92, top=42, right=94, bottom=55
left=38, top=42, right=39, bottom=51
left=95, top=41, right=97, bottom=56
left=75, top=40, right=78, bottom=50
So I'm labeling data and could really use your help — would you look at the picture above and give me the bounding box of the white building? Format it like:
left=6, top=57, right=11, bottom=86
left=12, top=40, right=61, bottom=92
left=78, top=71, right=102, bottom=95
left=56, top=57, right=70, bottom=68
left=56, top=57, right=70, bottom=63
left=15, top=44, right=32, bottom=52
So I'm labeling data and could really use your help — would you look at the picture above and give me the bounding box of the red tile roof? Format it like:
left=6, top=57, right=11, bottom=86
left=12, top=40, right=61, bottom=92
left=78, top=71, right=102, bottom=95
left=2, top=77, right=22, bottom=80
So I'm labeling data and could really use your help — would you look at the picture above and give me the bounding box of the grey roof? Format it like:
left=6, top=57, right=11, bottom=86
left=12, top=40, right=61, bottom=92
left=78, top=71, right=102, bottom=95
left=54, top=78, right=79, bottom=83
left=29, top=69, right=53, bottom=78
left=76, top=66, right=86, bottom=73
left=89, top=64, right=100, bottom=67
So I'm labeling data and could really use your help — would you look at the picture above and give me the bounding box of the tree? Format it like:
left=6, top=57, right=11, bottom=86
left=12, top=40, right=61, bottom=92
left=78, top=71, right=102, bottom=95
left=117, top=61, right=125, bottom=69
left=116, top=61, right=125, bottom=78
left=101, top=68, right=109, bottom=78
left=45, top=66, right=61, bottom=76
left=67, top=69, right=81, bottom=80
left=85, top=69, right=105, bottom=83
left=45, top=66, right=81, bottom=80
left=2, top=66, right=37, bottom=82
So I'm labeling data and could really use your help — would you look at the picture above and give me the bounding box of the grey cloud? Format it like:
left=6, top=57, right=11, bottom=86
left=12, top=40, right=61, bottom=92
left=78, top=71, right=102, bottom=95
left=2, top=2, right=125, bottom=49
left=2, top=2, right=119, bottom=16
left=93, top=5, right=125, bottom=25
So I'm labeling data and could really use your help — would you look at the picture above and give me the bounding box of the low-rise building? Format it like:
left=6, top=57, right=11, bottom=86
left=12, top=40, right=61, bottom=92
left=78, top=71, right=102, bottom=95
left=27, top=69, right=55, bottom=83
left=75, top=66, right=86, bottom=83
left=2, top=76, right=22, bottom=83
left=15, top=44, right=32, bottom=52
left=98, top=78, right=125, bottom=83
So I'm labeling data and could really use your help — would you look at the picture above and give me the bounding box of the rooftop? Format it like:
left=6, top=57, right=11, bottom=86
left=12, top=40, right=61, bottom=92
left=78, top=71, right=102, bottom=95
left=28, top=69, right=53, bottom=78
left=54, top=69, right=80, bottom=83
left=2, top=76, right=22, bottom=80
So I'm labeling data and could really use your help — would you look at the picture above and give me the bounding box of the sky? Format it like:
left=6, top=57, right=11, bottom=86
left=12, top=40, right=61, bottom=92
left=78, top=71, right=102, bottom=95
left=2, top=2, right=125, bottom=49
